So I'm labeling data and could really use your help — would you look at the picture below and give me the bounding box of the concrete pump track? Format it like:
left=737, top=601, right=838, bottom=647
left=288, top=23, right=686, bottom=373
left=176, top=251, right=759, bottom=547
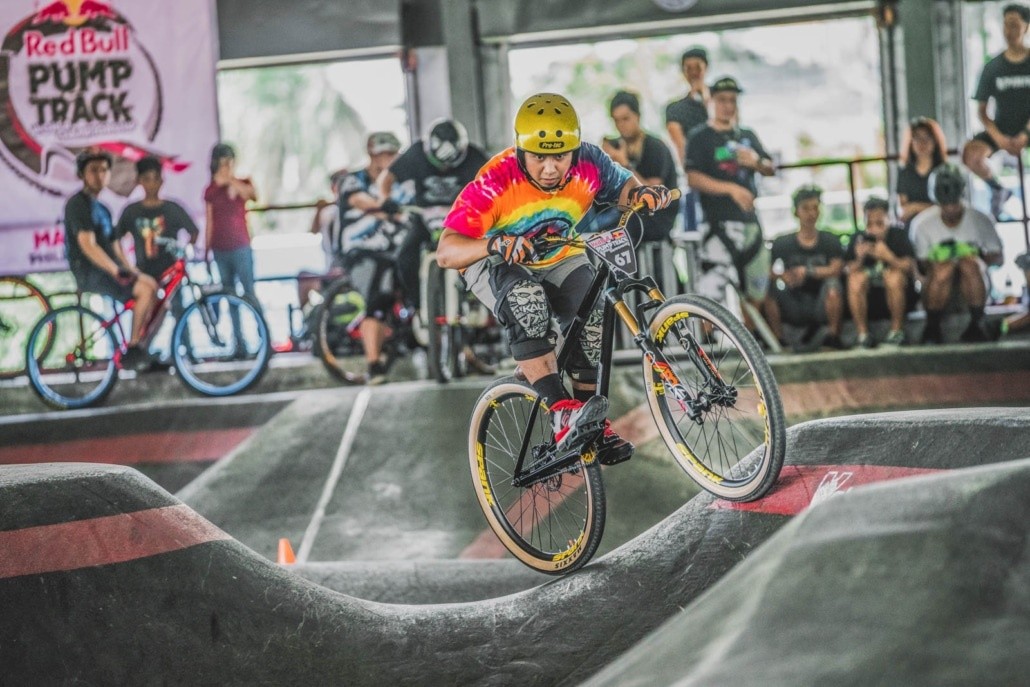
left=1, top=398, right=1028, bottom=685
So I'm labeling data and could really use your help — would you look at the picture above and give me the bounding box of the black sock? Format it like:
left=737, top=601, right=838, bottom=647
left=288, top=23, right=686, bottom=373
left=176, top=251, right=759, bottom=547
left=572, top=387, right=595, bottom=404
left=985, top=177, right=1003, bottom=191
left=969, top=307, right=984, bottom=325
left=532, top=373, right=568, bottom=409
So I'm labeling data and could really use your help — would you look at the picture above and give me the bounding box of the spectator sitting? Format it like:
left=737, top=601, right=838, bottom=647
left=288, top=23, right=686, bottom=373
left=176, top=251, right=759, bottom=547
left=845, top=197, right=917, bottom=348
left=912, top=164, right=1004, bottom=343
left=601, top=90, right=679, bottom=243
left=64, top=149, right=158, bottom=370
left=116, top=156, right=200, bottom=367
left=764, top=185, right=847, bottom=350
left=961, top=2, right=1030, bottom=219
left=897, top=117, right=948, bottom=226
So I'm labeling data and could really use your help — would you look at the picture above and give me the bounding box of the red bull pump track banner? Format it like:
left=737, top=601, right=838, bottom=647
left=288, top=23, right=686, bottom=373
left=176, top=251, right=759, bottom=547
left=0, top=0, right=219, bottom=273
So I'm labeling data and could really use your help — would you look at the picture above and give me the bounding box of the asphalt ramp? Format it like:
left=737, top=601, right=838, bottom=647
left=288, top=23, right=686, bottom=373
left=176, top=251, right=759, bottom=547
left=0, top=408, right=1027, bottom=685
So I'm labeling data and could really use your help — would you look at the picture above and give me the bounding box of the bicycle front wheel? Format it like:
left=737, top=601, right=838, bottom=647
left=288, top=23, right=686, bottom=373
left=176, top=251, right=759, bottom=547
left=468, top=376, right=606, bottom=574
left=313, top=278, right=367, bottom=384
left=26, top=305, right=119, bottom=410
left=643, top=294, right=785, bottom=501
left=0, top=276, right=53, bottom=379
left=173, top=292, right=270, bottom=396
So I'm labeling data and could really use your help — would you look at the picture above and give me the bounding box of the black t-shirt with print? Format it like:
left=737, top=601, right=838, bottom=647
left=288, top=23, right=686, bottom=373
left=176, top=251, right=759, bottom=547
left=844, top=225, right=915, bottom=267
left=63, top=190, right=118, bottom=280
left=896, top=165, right=932, bottom=205
left=388, top=142, right=488, bottom=208
left=684, top=124, right=770, bottom=224
left=973, top=52, right=1030, bottom=136
left=116, top=200, right=199, bottom=278
left=622, top=133, right=679, bottom=240
left=771, top=230, right=844, bottom=296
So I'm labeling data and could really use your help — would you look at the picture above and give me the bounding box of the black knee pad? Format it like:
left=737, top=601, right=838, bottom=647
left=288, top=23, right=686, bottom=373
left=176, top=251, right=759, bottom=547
left=496, top=279, right=553, bottom=361
left=566, top=306, right=603, bottom=382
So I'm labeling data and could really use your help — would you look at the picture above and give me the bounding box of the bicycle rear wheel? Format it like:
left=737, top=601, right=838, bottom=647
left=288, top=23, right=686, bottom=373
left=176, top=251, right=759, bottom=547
left=0, top=276, right=53, bottom=379
left=313, top=278, right=367, bottom=384
left=468, top=376, right=606, bottom=574
left=426, top=261, right=465, bottom=383
left=643, top=294, right=785, bottom=501
left=173, top=292, right=270, bottom=396
left=26, top=305, right=119, bottom=410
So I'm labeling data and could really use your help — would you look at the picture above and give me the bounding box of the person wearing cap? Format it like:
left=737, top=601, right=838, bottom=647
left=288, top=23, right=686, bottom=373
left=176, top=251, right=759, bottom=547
left=844, top=197, right=917, bottom=348
left=601, top=90, right=678, bottom=242
left=764, top=185, right=846, bottom=351
left=685, top=76, right=775, bottom=321
left=378, top=119, right=488, bottom=312
left=665, top=46, right=710, bottom=166
left=961, top=3, right=1030, bottom=219
left=437, top=92, right=676, bottom=466
left=310, top=168, right=349, bottom=272
left=204, top=142, right=261, bottom=344
left=64, top=148, right=158, bottom=370
left=335, top=131, right=408, bottom=383
left=911, top=164, right=1004, bottom=344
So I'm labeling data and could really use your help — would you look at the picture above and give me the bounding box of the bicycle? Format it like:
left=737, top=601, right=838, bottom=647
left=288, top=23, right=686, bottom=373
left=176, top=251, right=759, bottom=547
left=467, top=194, right=786, bottom=574
left=25, top=238, right=271, bottom=409
left=0, top=274, right=54, bottom=379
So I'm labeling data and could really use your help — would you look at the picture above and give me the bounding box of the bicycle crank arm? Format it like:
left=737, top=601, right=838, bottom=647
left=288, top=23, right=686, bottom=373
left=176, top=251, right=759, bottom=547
left=512, top=445, right=588, bottom=488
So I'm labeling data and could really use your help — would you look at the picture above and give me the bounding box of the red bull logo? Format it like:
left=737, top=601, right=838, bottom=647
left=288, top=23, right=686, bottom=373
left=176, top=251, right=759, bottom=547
left=33, top=0, right=116, bottom=27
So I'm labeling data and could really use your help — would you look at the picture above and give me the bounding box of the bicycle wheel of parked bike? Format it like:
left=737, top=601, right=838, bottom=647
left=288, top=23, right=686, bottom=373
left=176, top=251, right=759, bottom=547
left=313, top=278, right=367, bottom=384
left=0, top=275, right=53, bottom=379
left=172, top=292, right=271, bottom=397
left=468, top=376, right=606, bottom=574
left=644, top=294, right=785, bottom=502
left=426, top=261, right=466, bottom=384
left=26, top=305, right=119, bottom=410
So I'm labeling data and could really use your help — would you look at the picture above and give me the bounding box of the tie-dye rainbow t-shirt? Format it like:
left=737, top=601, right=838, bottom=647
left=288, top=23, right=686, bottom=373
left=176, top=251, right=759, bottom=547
left=443, top=143, right=632, bottom=269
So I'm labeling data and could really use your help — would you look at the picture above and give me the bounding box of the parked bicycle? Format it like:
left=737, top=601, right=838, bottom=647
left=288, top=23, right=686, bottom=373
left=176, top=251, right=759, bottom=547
left=0, top=274, right=53, bottom=379
left=25, top=238, right=271, bottom=409
left=467, top=195, right=786, bottom=574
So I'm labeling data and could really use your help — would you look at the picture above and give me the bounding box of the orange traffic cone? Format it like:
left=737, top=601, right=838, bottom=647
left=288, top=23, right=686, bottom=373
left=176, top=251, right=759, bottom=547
left=277, top=538, right=296, bottom=565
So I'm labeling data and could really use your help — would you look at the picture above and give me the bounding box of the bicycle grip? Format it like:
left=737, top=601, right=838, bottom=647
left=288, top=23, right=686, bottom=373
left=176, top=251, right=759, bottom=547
left=629, top=187, right=681, bottom=214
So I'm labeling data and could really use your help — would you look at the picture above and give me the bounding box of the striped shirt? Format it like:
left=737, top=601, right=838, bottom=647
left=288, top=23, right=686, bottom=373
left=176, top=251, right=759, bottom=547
left=444, top=143, right=631, bottom=269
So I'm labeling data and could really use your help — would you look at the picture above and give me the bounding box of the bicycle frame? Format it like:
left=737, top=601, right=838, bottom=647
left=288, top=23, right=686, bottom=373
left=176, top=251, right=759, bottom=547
left=511, top=209, right=734, bottom=487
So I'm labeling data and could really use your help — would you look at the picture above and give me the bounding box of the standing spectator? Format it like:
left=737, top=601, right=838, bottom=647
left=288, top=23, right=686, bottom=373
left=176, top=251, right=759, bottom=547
left=204, top=143, right=259, bottom=304
left=961, top=3, right=1030, bottom=219
left=378, top=119, right=488, bottom=311
left=601, top=90, right=679, bottom=242
left=897, top=117, right=948, bottom=225
left=845, top=197, right=917, bottom=348
left=665, top=47, right=710, bottom=166
left=685, top=76, right=775, bottom=317
left=912, top=164, right=1004, bottom=343
left=764, top=185, right=847, bottom=350
left=338, top=132, right=406, bottom=384
left=117, top=156, right=200, bottom=366
left=64, top=149, right=158, bottom=370
left=310, top=168, right=349, bottom=273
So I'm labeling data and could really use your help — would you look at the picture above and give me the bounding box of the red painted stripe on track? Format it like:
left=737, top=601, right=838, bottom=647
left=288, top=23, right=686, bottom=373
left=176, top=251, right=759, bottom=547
left=0, top=429, right=254, bottom=466
left=711, top=464, right=943, bottom=516
left=0, top=504, right=232, bottom=579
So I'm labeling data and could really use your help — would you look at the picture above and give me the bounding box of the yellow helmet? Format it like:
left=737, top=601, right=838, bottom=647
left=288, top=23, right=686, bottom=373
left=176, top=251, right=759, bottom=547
left=514, top=93, right=581, bottom=154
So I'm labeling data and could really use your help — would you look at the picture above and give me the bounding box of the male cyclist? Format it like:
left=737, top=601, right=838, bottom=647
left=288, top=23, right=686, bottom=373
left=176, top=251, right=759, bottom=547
left=64, top=148, right=158, bottom=370
left=337, top=131, right=408, bottom=383
left=378, top=118, right=488, bottom=311
left=437, top=93, right=675, bottom=464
